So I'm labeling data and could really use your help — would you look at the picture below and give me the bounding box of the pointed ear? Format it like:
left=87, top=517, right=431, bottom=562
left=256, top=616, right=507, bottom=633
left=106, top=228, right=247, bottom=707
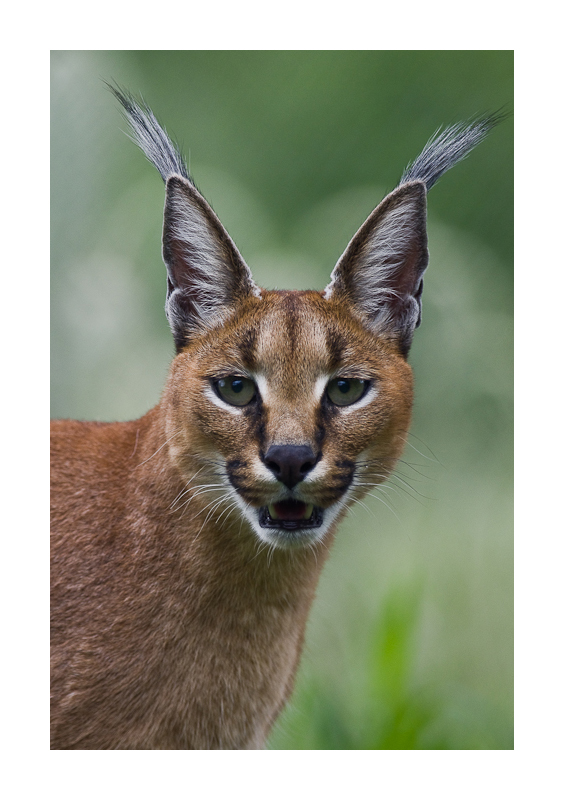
left=163, top=176, right=260, bottom=350
left=324, top=182, right=429, bottom=355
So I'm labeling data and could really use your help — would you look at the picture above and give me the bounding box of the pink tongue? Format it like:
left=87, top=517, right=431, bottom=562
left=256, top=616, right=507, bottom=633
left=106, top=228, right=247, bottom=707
left=273, top=500, right=307, bottom=521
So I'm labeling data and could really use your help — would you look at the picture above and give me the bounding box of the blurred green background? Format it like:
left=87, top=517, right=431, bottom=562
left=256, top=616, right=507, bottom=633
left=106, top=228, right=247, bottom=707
left=51, top=51, right=513, bottom=749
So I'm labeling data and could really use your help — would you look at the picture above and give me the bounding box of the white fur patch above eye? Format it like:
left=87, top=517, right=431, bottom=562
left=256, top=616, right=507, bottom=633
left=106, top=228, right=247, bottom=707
left=314, top=375, right=331, bottom=401
left=252, top=373, right=331, bottom=406
left=253, top=374, right=270, bottom=404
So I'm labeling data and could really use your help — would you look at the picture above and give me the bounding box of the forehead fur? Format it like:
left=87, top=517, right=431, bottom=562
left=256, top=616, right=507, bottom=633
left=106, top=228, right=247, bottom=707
left=185, top=289, right=404, bottom=381
left=254, top=292, right=330, bottom=380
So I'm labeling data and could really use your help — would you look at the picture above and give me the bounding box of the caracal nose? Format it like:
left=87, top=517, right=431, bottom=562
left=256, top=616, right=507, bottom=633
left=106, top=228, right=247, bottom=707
left=263, top=445, right=318, bottom=489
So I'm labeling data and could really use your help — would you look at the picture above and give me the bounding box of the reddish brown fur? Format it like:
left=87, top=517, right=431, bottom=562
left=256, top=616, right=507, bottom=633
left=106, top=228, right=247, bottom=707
left=51, top=290, right=412, bottom=749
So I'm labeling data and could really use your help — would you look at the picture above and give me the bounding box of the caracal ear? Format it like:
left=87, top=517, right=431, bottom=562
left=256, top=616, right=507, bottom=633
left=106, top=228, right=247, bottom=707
left=324, top=181, right=428, bottom=356
left=163, top=175, right=261, bottom=350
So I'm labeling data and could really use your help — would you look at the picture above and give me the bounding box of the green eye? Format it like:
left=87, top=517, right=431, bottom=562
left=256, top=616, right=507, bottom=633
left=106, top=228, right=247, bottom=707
left=326, top=378, right=368, bottom=407
left=215, top=376, right=256, bottom=407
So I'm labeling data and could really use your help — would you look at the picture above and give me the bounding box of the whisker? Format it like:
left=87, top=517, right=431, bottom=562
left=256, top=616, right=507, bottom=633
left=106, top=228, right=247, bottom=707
left=401, top=434, right=443, bottom=467
left=361, top=492, right=403, bottom=525
left=135, top=428, right=183, bottom=468
left=395, top=459, right=440, bottom=480
left=267, top=542, right=277, bottom=568
left=306, top=540, right=318, bottom=567
left=386, top=474, right=435, bottom=502
left=359, top=473, right=433, bottom=505
left=169, top=465, right=208, bottom=510
left=356, top=457, right=434, bottom=483
left=354, top=480, right=402, bottom=502
left=189, top=487, right=228, bottom=519
left=350, top=496, right=377, bottom=518
left=252, top=540, right=268, bottom=561
left=196, top=496, right=231, bottom=535
left=216, top=501, right=242, bottom=529
left=177, top=485, right=226, bottom=519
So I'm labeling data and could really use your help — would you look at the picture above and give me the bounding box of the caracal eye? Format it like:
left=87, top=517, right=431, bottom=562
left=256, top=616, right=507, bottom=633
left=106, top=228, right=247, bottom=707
left=215, top=376, right=256, bottom=406
left=326, top=378, right=368, bottom=407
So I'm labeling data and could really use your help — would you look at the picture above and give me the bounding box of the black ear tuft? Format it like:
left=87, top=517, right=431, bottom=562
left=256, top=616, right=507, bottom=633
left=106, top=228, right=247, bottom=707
left=109, top=85, right=261, bottom=350
left=325, top=114, right=504, bottom=353
left=107, top=82, right=191, bottom=183
left=399, top=112, right=507, bottom=190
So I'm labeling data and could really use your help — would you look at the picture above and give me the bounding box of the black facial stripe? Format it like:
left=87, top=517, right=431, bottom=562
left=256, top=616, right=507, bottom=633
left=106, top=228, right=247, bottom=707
left=243, top=390, right=266, bottom=456
left=333, top=460, right=355, bottom=491
left=237, top=326, right=258, bottom=371
left=226, top=460, right=263, bottom=503
left=281, top=293, right=298, bottom=360
left=318, top=391, right=339, bottom=425
left=325, top=325, right=347, bottom=372
left=314, top=421, right=326, bottom=455
left=226, top=459, right=246, bottom=488
left=334, top=473, right=354, bottom=487
left=226, top=458, right=246, bottom=471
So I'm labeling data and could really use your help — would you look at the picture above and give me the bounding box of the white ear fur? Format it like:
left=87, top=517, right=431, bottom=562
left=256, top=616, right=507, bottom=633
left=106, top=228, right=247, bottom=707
left=324, top=182, right=428, bottom=353
left=163, top=176, right=260, bottom=348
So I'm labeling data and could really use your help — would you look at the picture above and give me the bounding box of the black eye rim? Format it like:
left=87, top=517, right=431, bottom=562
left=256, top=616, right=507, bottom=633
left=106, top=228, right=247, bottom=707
left=212, top=375, right=258, bottom=407
left=325, top=377, right=371, bottom=407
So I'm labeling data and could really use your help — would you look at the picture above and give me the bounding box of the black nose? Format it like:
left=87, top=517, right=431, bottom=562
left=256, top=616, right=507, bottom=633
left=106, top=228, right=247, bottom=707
left=263, top=445, right=318, bottom=489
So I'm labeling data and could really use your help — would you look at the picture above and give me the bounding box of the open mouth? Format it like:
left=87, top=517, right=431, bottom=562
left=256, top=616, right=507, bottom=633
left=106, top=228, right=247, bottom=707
left=259, top=499, right=324, bottom=530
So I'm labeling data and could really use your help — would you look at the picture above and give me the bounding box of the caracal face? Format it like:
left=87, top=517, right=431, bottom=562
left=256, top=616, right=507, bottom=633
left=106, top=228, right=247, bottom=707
left=165, top=289, right=413, bottom=549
